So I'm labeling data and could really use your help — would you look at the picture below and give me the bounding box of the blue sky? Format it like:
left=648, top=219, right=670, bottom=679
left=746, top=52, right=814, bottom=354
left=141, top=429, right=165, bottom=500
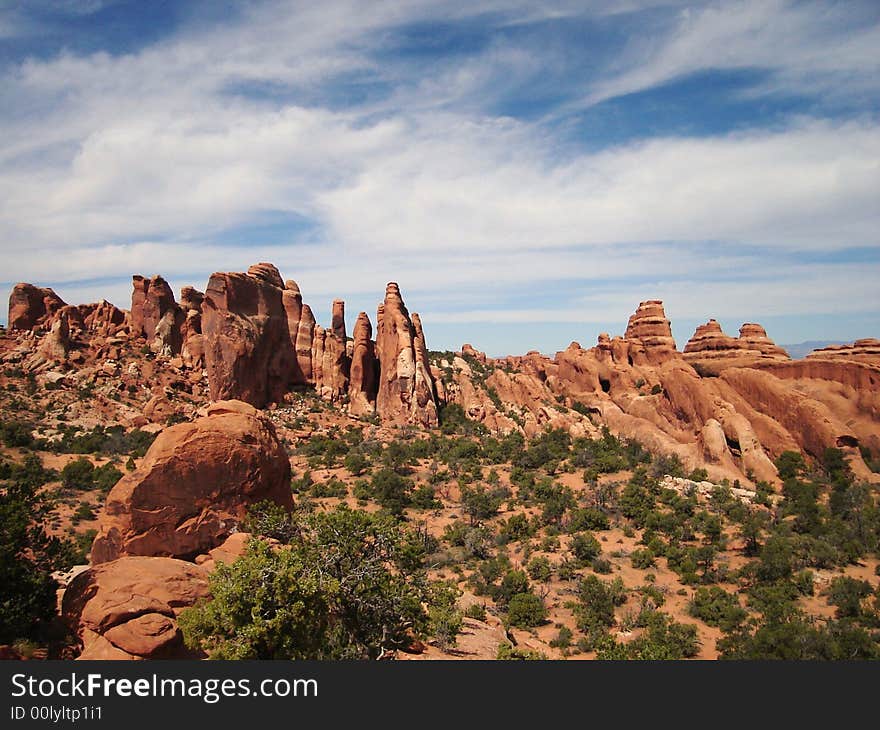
left=1, top=0, right=878, bottom=356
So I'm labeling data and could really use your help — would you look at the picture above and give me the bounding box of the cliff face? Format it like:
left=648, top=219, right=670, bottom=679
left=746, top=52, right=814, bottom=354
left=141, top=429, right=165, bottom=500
left=7, top=273, right=878, bottom=487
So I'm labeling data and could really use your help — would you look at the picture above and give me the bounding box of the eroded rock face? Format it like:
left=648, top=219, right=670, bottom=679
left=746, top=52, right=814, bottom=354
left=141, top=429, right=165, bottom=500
left=437, top=298, right=880, bottom=486
left=349, top=312, right=378, bottom=416
left=624, top=300, right=677, bottom=365
left=62, top=557, right=210, bottom=660
left=80, top=301, right=126, bottom=337
left=375, top=283, right=439, bottom=427
left=202, top=266, right=294, bottom=407
left=141, top=276, right=177, bottom=343
left=8, top=284, right=66, bottom=331
left=807, top=338, right=880, bottom=362
left=683, top=319, right=789, bottom=373
left=91, top=400, right=292, bottom=562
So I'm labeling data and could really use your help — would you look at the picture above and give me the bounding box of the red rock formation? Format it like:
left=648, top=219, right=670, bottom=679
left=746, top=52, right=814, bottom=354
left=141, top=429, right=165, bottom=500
left=295, top=303, right=316, bottom=384
left=331, top=299, right=346, bottom=341
left=91, top=400, right=292, bottom=562
left=282, top=280, right=307, bottom=385
left=460, top=343, right=487, bottom=364
left=375, top=283, right=439, bottom=427
left=130, top=275, right=150, bottom=337
left=8, top=283, right=66, bottom=331
left=78, top=300, right=126, bottom=337
left=141, top=276, right=176, bottom=342
left=683, top=319, right=789, bottom=374
left=62, top=557, right=210, bottom=660
left=807, top=338, right=880, bottom=362
left=202, top=265, right=295, bottom=407
left=683, top=319, right=736, bottom=354
left=349, top=312, right=378, bottom=416
left=247, top=262, right=285, bottom=289
left=738, top=323, right=789, bottom=358
left=624, top=300, right=677, bottom=365
left=313, top=319, right=350, bottom=401
left=179, top=286, right=204, bottom=369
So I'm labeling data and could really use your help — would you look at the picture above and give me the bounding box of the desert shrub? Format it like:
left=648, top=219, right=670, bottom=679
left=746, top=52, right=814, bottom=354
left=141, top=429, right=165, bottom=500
left=1, top=474, right=77, bottom=643
left=0, top=420, right=34, bottom=448
left=573, top=575, right=624, bottom=633
left=369, top=468, right=412, bottom=516
left=343, top=451, right=370, bottom=476
left=310, top=477, right=348, bottom=499
left=630, top=548, right=656, bottom=569
left=61, top=457, right=95, bottom=490
left=464, top=603, right=487, bottom=621
left=527, top=555, right=553, bottom=582
left=410, top=484, right=441, bottom=510
left=93, top=463, right=123, bottom=493
left=496, top=644, right=546, bottom=660
left=566, top=507, right=610, bottom=532
left=687, top=467, right=709, bottom=482
left=460, top=484, right=508, bottom=524
left=180, top=507, right=431, bottom=659
left=494, top=570, right=531, bottom=608
left=688, top=586, right=747, bottom=631
left=507, top=593, right=547, bottom=628
left=428, top=581, right=463, bottom=650
left=73, top=501, right=95, bottom=521
left=598, top=613, right=699, bottom=660
left=244, top=501, right=298, bottom=544
left=825, top=576, right=873, bottom=619
left=550, top=626, right=573, bottom=649
left=591, top=557, right=613, bottom=574
left=570, top=532, right=602, bottom=565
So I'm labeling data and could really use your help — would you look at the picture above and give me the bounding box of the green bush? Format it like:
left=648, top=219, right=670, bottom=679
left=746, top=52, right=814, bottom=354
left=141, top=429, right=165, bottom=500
left=688, top=586, right=747, bottom=630
left=61, top=457, right=95, bottom=490
left=496, top=643, right=546, bottom=660
left=343, top=452, right=370, bottom=476
left=428, top=581, right=463, bottom=650
left=410, top=484, right=441, bottom=510
left=527, top=555, right=553, bottom=582
left=495, top=570, right=531, bottom=608
left=570, top=532, right=602, bottom=565
left=0, top=420, right=34, bottom=448
left=566, top=507, right=610, bottom=532
left=180, top=507, right=431, bottom=659
left=1, top=476, right=76, bottom=643
left=369, top=468, right=412, bottom=516
left=507, top=593, right=547, bottom=628
left=243, top=501, right=298, bottom=544
left=630, top=548, right=656, bottom=569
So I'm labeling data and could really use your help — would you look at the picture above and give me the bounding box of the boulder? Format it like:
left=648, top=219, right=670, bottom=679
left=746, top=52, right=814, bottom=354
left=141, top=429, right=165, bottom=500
left=91, top=400, right=292, bottom=562
left=62, top=556, right=210, bottom=660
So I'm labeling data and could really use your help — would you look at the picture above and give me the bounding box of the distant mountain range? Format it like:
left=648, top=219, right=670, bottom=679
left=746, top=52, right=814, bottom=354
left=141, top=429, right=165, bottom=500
left=782, top=341, right=843, bottom=360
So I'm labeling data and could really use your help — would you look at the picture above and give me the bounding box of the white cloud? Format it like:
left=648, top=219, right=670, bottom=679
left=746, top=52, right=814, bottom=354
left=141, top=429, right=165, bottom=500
left=580, top=0, right=880, bottom=107
left=1, top=0, right=877, bottom=347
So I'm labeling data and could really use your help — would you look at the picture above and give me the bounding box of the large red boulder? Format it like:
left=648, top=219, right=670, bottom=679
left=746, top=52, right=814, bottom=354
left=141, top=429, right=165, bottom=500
left=91, top=400, right=292, bottom=562
left=62, top=556, right=210, bottom=660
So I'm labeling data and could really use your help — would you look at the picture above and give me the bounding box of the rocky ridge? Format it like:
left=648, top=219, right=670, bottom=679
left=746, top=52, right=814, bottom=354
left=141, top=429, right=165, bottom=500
left=6, top=268, right=879, bottom=487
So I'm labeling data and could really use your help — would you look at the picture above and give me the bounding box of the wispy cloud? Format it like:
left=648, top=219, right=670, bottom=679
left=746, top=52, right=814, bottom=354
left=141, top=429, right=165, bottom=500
left=0, top=0, right=877, bottom=350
